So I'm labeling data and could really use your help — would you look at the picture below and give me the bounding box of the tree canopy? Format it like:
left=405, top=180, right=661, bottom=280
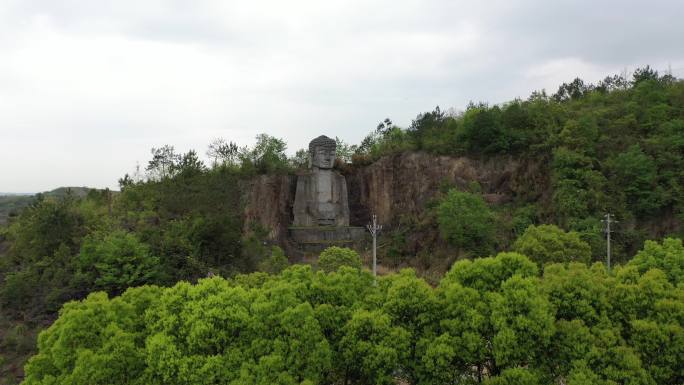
left=436, top=189, right=496, bottom=256
left=20, top=250, right=684, bottom=385
left=317, top=247, right=363, bottom=273
left=512, top=224, right=592, bottom=266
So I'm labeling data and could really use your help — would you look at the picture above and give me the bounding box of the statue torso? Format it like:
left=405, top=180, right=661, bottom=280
left=293, top=168, right=349, bottom=227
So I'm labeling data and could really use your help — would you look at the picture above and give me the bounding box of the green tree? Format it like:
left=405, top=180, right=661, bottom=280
left=542, top=263, right=610, bottom=327
left=441, top=252, right=538, bottom=293
left=436, top=189, right=496, bottom=256
left=206, top=138, right=239, bottom=166
left=288, top=148, right=309, bottom=169
left=629, top=319, right=684, bottom=384
left=317, top=246, right=362, bottom=273
left=421, top=280, right=488, bottom=382
left=6, top=196, right=84, bottom=263
left=424, top=253, right=551, bottom=383
left=0, top=194, right=110, bottom=317
left=146, top=145, right=179, bottom=179
left=629, top=237, right=684, bottom=285
left=543, top=262, right=678, bottom=385
left=18, top=253, right=684, bottom=385
left=172, top=150, right=206, bottom=177
left=484, top=367, right=541, bottom=385
left=335, top=137, right=356, bottom=164
left=460, top=104, right=509, bottom=154
left=339, top=309, right=410, bottom=385
left=258, top=246, right=289, bottom=274
left=78, top=231, right=161, bottom=294
left=606, top=145, right=662, bottom=217
left=551, top=147, right=606, bottom=227
left=489, top=275, right=555, bottom=370
left=240, top=134, right=289, bottom=174
left=381, top=269, right=438, bottom=383
left=143, top=274, right=334, bottom=385
left=512, top=224, right=592, bottom=266
left=22, top=286, right=161, bottom=385
left=553, top=77, right=593, bottom=102
left=632, top=65, right=659, bottom=85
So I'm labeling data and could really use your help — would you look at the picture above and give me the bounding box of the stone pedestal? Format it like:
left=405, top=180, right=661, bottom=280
left=289, top=226, right=366, bottom=252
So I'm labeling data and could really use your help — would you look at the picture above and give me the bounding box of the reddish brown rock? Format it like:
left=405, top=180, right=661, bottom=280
left=241, top=174, right=295, bottom=241
left=344, top=152, right=540, bottom=226
left=241, top=152, right=545, bottom=243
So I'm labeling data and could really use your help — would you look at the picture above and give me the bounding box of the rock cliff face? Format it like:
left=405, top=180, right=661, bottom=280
left=344, top=152, right=543, bottom=226
left=242, top=152, right=544, bottom=242
left=242, top=174, right=295, bottom=241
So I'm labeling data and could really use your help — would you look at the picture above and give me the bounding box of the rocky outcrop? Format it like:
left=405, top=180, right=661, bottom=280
left=242, top=174, right=295, bottom=241
left=344, top=152, right=541, bottom=226
left=242, top=153, right=544, bottom=242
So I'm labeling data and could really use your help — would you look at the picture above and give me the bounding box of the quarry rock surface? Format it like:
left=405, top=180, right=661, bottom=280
left=242, top=152, right=543, bottom=246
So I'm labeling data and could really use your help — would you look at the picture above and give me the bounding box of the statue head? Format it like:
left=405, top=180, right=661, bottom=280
left=309, top=135, right=336, bottom=169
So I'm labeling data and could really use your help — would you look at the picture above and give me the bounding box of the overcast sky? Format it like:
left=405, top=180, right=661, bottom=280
left=1, top=0, right=683, bottom=192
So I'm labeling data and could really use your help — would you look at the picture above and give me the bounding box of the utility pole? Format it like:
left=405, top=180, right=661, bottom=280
left=366, top=213, right=382, bottom=283
left=602, top=214, right=617, bottom=271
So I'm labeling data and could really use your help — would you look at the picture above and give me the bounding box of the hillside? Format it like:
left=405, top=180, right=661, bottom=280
left=0, top=187, right=94, bottom=226
left=1, top=68, right=684, bottom=384
left=0, top=196, right=33, bottom=227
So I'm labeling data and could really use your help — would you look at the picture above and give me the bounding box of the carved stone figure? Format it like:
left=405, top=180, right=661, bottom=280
left=293, top=135, right=350, bottom=227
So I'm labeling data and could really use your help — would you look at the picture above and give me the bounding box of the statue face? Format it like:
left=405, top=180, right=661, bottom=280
left=311, top=146, right=335, bottom=169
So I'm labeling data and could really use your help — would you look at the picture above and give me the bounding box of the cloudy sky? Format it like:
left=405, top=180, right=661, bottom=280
left=1, top=0, right=683, bottom=192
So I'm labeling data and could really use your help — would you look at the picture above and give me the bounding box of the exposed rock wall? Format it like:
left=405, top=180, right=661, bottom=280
left=345, top=152, right=540, bottom=226
left=242, top=153, right=543, bottom=242
left=242, top=174, right=295, bottom=241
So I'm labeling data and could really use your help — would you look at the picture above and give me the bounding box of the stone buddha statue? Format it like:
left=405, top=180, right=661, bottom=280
left=293, top=135, right=350, bottom=227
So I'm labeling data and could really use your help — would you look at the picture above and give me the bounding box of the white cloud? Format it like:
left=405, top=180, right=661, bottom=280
left=523, top=58, right=612, bottom=92
left=0, top=0, right=682, bottom=192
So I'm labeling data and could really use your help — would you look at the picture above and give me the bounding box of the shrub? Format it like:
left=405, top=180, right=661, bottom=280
left=318, top=247, right=362, bottom=273
left=512, top=224, right=592, bottom=266
left=436, top=189, right=496, bottom=256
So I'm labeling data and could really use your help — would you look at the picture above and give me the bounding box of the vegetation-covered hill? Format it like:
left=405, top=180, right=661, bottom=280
left=0, top=188, right=94, bottom=226
left=1, top=66, right=684, bottom=384
left=352, top=67, right=684, bottom=261
left=0, top=196, right=32, bottom=227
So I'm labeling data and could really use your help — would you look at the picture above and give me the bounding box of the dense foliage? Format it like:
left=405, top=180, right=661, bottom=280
left=512, top=224, right=591, bottom=267
left=317, top=246, right=363, bottom=273
left=0, top=196, right=32, bottom=227
left=0, top=137, right=301, bottom=381
left=0, top=188, right=91, bottom=226
left=0, top=135, right=297, bottom=321
left=355, top=68, right=684, bottom=262
left=436, top=189, right=495, bottom=256
left=21, top=248, right=684, bottom=385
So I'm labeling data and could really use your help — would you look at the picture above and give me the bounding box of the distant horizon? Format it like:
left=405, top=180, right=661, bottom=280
left=0, top=192, right=36, bottom=196
left=0, top=186, right=112, bottom=196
